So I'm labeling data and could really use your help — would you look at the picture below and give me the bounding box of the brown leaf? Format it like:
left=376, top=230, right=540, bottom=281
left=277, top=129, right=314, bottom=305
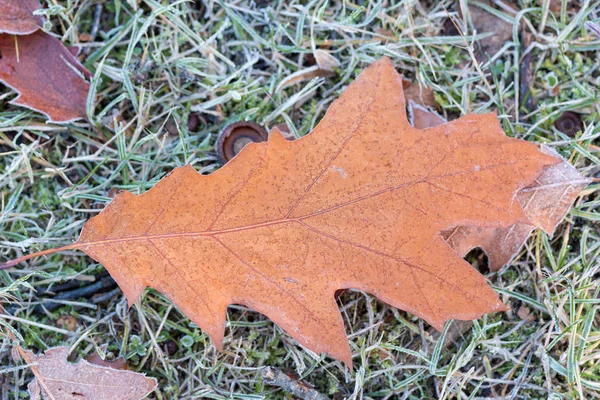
left=402, top=79, right=437, bottom=109
left=4, top=58, right=564, bottom=366
left=407, top=104, right=590, bottom=269
left=405, top=104, right=590, bottom=270
left=21, top=346, right=156, bottom=400
left=467, top=1, right=516, bottom=60
left=0, top=0, right=43, bottom=35
left=407, top=100, right=447, bottom=129
left=275, top=65, right=336, bottom=93
left=443, top=147, right=590, bottom=270
left=262, top=366, right=328, bottom=400
left=313, top=49, right=339, bottom=71
left=275, top=50, right=338, bottom=93
left=0, top=31, right=90, bottom=123
left=87, top=351, right=129, bottom=371
left=517, top=305, right=535, bottom=321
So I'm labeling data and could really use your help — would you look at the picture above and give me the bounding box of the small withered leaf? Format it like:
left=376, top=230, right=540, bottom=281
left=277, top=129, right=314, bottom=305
left=87, top=351, right=129, bottom=370
left=407, top=100, right=446, bottom=129
left=0, top=0, right=43, bottom=35
left=0, top=31, right=90, bottom=123
left=22, top=346, right=156, bottom=400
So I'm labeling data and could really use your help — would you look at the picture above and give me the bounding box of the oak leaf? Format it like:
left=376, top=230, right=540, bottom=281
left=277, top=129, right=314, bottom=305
left=20, top=346, right=156, bottom=400
left=3, top=58, right=564, bottom=365
left=406, top=106, right=589, bottom=270
left=0, top=30, right=90, bottom=122
left=0, top=0, right=43, bottom=35
left=443, top=147, right=591, bottom=270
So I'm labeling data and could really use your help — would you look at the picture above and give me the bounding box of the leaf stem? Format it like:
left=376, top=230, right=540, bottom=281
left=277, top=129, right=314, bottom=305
left=0, top=243, right=80, bottom=270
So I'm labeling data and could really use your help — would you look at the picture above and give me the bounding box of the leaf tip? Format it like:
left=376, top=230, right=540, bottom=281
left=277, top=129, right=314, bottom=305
left=497, top=303, right=511, bottom=313
left=125, top=286, right=146, bottom=309
left=268, top=127, right=288, bottom=144
left=341, top=352, right=353, bottom=371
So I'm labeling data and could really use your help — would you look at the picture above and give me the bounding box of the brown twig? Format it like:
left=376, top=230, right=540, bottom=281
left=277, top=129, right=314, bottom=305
left=519, top=31, right=536, bottom=115
left=32, top=275, right=117, bottom=313
left=4, top=272, right=118, bottom=315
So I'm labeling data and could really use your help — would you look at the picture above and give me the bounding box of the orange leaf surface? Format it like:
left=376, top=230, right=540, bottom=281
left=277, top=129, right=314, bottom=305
left=4, top=58, right=565, bottom=365
left=21, top=347, right=156, bottom=400
left=405, top=103, right=590, bottom=270
left=0, top=0, right=43, bottom=35
left=0, top=30, right=90, bottom=122
left=443, top=147, right=591, bottom=270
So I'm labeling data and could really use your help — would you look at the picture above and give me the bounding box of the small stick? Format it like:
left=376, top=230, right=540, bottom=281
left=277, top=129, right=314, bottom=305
left=261, top=367, right=329, bottom=400
left=32, top=275, right=117, bottom=313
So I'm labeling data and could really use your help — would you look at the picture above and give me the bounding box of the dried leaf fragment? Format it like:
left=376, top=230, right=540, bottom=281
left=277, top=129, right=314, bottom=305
left=466, top=1, right=515, bottom=60
left=0, top=0, right=43, bottom=35
left=262, top=367, right=328, bottom=400
left=402, top=78, right=437, bottom=109
left=0, top=31, right=90, bottom=123
left=406, top=106, right=590, bottom=270
left=4, top=58, right=566, bottom=366
left=275, top=50, right=339, bottom=93
left=444, top=147, right=590, bottom=270
left=22, top=346, right=156, bottom=400
left=313, top=49, right=340, bottom=71
left=87, top=344, right=129, bottom=370
left=407, top=100, right=446, bottom=129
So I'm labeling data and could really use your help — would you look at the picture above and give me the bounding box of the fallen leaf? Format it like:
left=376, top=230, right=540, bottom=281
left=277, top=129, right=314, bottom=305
left=275, top=50, right=338, bottom=93
left=87, top=347, right=129, bottom=370
left=67, top=45, right=82, bottom=57
left=443, top=147, right=590, bottom=270
left=21, top=346, right=156, bottom=400
left=517, top=305, right=535, bottom=321
left=3, top=58, right=566, bottom=366
left=466, top=1, right=516, bottom=60
left=0, top=0, right=43, bottom=35
left=405, top=107, right=589, bottom=270
left=407, top=100, right=446, bottom=129
left=0, top=30, right=90, bottom=123
left=313, top=49, right=340, bottom=71
left=275, top=66, right=336, bottom=93
left=402, top=78, right=437, bottom=109
left=262, top=366, right=328, bottom=400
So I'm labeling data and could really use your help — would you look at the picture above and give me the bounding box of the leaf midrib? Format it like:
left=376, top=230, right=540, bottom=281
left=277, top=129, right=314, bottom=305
left=77, top=158, right=529, bottom=247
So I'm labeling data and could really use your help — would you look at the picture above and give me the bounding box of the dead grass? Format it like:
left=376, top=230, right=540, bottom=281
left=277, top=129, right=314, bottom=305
left=0, top=0, right=599, bottom=399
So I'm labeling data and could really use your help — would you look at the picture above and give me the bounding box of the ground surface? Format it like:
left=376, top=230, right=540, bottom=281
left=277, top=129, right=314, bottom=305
left=0, top=0, right=599, bottom=399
